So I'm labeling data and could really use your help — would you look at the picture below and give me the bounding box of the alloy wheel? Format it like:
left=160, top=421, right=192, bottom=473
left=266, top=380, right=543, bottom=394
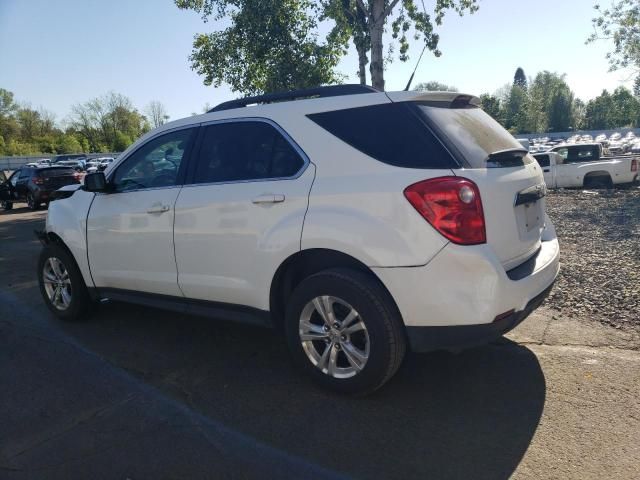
left=42, top=257, right=72, bottom=310
left=299, top=295, right=370, bottom=379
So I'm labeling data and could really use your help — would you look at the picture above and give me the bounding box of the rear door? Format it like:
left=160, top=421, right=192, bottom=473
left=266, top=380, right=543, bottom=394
left=174, top=119, right=314, bottom=309
left=0, top=170, right=17, bottom=201
left=415, top=103, right=547, bottom=270
left=15, top=169, right=32, bottom=200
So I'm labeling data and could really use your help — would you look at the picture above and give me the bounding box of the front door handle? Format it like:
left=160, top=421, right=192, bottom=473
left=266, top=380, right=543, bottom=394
left=147, top=204, right=170, bottom=214
left=543, top=168, right=550, bottom=173
left=252, top=194, right=285, bottom=204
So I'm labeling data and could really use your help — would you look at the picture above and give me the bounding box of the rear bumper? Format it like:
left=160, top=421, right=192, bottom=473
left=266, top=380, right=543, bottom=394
left=405, top=284, right=553, bottom=352
left=372, top=218, right=560, bottom=351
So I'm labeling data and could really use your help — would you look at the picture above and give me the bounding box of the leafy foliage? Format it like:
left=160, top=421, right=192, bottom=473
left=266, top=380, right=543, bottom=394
left=176, top=0, right=345, bottom=95
left=0, top=88, right=150, bottom=156
left=414, top=80, right=458, bottom=91
left=321, top=0, right=480, bottom=90
left=145, top=101, right=170, bottom=129
left=513, top=67, right=527, bottom=90
left=588, top=0, right=640, bottom=72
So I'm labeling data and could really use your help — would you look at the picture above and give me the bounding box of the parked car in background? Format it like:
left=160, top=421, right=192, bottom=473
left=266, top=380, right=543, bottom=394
left=537, top=143, right=639, bottom=188
left=52, top=154, right=87, bottom=164
left=56, top=160, right=86, bottom=172
left=36, top=86, right=560, bottom=394
left=87, top=157, right=115, bottom=173
left=0, top=166, right=81, bottom=210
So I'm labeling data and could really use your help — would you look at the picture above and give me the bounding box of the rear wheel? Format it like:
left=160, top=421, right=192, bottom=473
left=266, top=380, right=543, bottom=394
left=285, top=268, right=406, bottom=395
left=584, top=175, right=613, bottom=189
left=38, top=243, right=91, bottom=322
left=1, top=200, right=12, bottom=211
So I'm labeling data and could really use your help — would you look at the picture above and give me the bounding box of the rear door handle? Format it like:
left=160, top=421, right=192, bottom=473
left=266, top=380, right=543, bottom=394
left=147, top=204, right=170, bottom=214
left=543, top=168, right=550, bottom=172
left=252, top=194, right=285, bottom=204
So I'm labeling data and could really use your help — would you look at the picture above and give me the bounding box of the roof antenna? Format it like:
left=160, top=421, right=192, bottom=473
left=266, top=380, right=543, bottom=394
left=404, top=45, right=427, bottom=91
left=405, top=0, right=429, bottom=91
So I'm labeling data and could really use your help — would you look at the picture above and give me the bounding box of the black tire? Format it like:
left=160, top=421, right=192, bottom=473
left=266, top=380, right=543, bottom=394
left=38, top=243, right=92, bottom=322
left=584, top=175, right=613, bottom=189
left=27, top=192, right=39, bottom=210
left=284, top=268, right=406, bottom=395
left=1, top=200, right=12, bottom=211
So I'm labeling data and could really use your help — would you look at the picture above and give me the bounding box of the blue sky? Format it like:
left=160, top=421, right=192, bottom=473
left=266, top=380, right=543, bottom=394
left=0, top=0, right=633, bottom=124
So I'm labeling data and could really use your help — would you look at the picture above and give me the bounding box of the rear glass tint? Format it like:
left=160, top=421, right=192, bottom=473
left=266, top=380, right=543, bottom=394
left=413, top=104, right=532, bottom=168
left=534, top=154, right=550, bottom=167
left=40, top=168, right=75, bottom=177
left=307, top=103, right=457, bottom=169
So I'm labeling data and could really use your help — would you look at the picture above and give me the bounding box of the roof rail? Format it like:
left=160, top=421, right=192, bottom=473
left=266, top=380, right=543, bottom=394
left=208, top=84, right=379, bottom=113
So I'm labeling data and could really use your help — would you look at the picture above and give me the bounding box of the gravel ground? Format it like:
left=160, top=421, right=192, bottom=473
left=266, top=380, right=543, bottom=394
left=544, top=186, right=640, bottom=329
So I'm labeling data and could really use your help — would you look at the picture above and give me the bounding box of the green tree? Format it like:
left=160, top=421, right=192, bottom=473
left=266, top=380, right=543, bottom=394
left=610, top=86, right=638, bottom=126
left=513, top=67, right=527, bottom=90
left=504, top=85, right=529, bottom=133
left=70, top=92, right=148, bottom=152
left=528, top=71, right=575, bottom=132
left=145, top=100, right=170, bottom=128
left=176, top=0, right=345, bottom=95
left=588, top=0, right=640, bottom=71
left=479, top=93, right=501, bottom=122
left=584, top=90, right=615, bottom=129
left=0, top=88, right=16, bottom=116
left=322, top=0, right=479, bottom=90
left=572, top=98, right=587, bottom=130
left=414, top=81, right=458, bottom=92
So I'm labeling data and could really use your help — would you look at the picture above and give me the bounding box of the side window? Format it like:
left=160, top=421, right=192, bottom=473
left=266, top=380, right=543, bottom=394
left=555, top=148, right=568, bottom=161
left=18, top=169, right=31, bottom=180
left=192, top=121, right=305, bottom=184
left=576, top=145, right=596, bottom=162
left=535, top=154, right=550, bottom=168
left=112, top=128, right=195, bottom=192
left=9, top=171, right=20, bottom=186
left=307, top=103, right=458, bottom=169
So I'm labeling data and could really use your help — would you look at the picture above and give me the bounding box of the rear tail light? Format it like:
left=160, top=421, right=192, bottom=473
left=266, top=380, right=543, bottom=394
left=33, top=176, right=44, bottom=185
left=632, top=159, right=638, bottom=172
left=404, top=176, right=486, bottom=245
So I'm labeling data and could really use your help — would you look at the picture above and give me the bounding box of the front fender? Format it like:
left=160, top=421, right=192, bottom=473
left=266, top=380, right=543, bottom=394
left=46, top=189, right=95, bottom=287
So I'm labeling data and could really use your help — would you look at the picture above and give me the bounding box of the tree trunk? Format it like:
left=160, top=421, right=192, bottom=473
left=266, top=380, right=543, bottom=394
left=369, top=0, right=385, bottom=90
left=356, top=41, right=368, bottom=85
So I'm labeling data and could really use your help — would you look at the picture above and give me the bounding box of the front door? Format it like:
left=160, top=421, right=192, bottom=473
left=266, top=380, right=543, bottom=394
left=174, top=120, right=314, bottom=310
left=87, top=127, right=197, bottom=296
left=0, top=170, right=19, bottom=202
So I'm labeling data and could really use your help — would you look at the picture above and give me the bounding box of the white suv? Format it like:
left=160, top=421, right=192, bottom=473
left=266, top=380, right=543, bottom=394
left=37, top=85, right=559, bottom=394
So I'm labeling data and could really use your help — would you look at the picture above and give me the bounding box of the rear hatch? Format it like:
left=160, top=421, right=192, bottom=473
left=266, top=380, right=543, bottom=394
left=412, top=101, right=546, bottom=270
left=39, top=168, right=79, bottom=190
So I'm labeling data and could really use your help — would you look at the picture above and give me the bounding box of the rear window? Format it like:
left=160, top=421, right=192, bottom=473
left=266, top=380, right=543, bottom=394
left=39, top=168, right=75, bottom=177
left=534, top=154, right=550, bottom=168
left=307, top=103, right=457, bottom=169
left=413, top=104, right=532, bottom=168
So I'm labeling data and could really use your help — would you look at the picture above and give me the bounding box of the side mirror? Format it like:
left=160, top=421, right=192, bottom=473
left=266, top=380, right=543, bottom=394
left=84, top=172, right=108, bottom=192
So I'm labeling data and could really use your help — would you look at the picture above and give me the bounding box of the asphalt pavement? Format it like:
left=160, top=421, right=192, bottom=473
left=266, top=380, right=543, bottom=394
left=1, top=207, right=638, bottom=479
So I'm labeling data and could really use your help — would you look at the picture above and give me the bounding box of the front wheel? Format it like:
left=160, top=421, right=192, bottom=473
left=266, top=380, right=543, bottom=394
left=1, top=200, right=12, bottom=211
left=285, top=268, right=406, bottom=395
left=38, top=243, right=91, bottom=322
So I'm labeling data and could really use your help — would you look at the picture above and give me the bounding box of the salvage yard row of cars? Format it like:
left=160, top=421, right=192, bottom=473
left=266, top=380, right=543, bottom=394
left=517, top=133, right=640, bottom=189
left=0, top=154, right=117, bottom=210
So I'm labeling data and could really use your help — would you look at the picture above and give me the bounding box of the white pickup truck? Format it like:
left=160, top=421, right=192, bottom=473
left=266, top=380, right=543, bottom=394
left=533, top=143, right=638, bottom=188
